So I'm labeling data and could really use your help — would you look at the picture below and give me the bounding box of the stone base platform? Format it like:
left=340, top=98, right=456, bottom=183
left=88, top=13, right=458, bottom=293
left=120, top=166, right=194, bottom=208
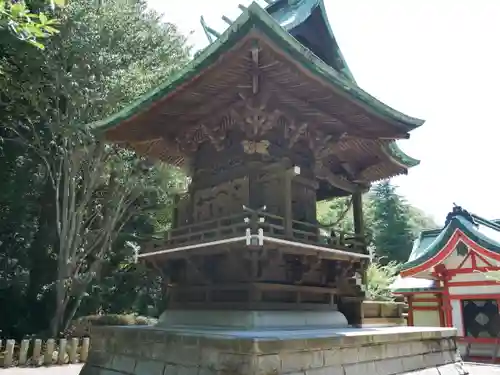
left=81, top=326, right=467, bottom=375
left=157, top=309, right=349, bottom=330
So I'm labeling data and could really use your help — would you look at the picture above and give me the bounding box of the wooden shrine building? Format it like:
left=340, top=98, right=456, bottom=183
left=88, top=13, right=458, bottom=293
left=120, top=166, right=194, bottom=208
left=93, top=0, right=423, bottom=327
left=392, top=206, right=500, bottom=360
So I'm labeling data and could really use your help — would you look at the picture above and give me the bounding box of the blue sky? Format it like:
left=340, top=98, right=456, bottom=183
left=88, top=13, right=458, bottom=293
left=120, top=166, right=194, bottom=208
left=147, top=0, right=500, bottom=224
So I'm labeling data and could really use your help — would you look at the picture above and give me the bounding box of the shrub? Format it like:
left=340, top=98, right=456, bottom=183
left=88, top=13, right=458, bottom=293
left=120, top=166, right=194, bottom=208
left=66, top=314, right=157, bottom=337
left=365, top=261, right=400, bottom=301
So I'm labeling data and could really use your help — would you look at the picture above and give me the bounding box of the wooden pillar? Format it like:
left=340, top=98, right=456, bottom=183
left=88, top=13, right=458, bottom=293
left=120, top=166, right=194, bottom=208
left=352, top=191, right=365, bottom=247
left=284, top=172, right=293, bottom=237
left=438, top=293, right=446, bottom=327
left=407, top=295, right=414, bottom=326
left=442, top=277, right=453, bottom=327
left=352, top=191, right=364, bottom=235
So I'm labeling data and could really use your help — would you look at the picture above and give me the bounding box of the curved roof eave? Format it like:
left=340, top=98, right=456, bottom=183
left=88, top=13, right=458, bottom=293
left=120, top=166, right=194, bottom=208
left=400, top=216, right=500, bottom=276
left=90, top=2, right=425, bottom=135
left=383, top=141, right=420, bottom=169
left=400, top=223, right=456, bottom=275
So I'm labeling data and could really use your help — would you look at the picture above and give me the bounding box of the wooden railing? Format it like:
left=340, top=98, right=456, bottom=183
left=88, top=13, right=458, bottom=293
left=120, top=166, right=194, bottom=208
left=291, top=217, right=365, bottom=251
left=148, top=213, right=248, bottom=252
left=146, top=210, right=366, bottom=254
left=0, top=337, right=89, bottom=367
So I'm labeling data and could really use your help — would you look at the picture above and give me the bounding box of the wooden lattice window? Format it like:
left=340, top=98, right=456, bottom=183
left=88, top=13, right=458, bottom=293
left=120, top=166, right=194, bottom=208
left=462, top=299, right=500, bottom=338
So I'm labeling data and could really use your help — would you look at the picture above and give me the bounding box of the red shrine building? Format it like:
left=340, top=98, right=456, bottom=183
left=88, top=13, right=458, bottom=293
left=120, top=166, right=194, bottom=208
left=392, top=206, right=500, bottom=359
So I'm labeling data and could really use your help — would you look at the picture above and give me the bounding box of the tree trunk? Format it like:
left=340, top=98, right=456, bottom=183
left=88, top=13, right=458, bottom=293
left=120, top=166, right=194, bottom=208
left=50, top=283, right=67, bottom=336
left=62, top=293, right=85, bottom=333
left=27, top=180, right=57, bottom=334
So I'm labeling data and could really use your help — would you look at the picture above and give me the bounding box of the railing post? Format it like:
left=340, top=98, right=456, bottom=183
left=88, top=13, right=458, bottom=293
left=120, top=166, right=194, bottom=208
left=44, top=338, right=55, bottom=365
left=80, top=337, right=90, bottom=362
left=33, top=339, right=42, bottom=366
left=4, top=339, right=15, bottom=367
left=69, top=338, right=79, bottom=364
left=243, top=205, right=266, bottom=246
left=58, top=338, right=67, bottom=364
left=19, top=339, right=30, bottom=365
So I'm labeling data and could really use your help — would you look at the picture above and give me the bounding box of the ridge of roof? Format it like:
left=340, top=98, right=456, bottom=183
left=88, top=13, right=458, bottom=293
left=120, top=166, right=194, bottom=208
left=401, top=210, right=500, bottom=275
left=90, top=1, right=425, bottom=134
left=472, top=213, right=500, bottom=232
left=265, top=0, right=356, bottom=82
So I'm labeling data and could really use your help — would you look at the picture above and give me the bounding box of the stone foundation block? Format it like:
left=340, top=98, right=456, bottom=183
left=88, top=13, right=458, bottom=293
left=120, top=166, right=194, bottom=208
left=81, top=326, right=468, bottom=375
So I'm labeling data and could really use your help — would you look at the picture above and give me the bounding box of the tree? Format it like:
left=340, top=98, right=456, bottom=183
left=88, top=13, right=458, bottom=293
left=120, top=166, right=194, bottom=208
left=317, top=180, right=437, bottom=262
left=365, top=261, right=399, bottom=301
left=0, top=0, right=190, bottom=336
left=77, top=164, right=185, bottom=319
left=317, top=181, right=437, bottom=300
left=369, top=180, right=416, bottom=263
left=317, top=196, right=357, bottom=233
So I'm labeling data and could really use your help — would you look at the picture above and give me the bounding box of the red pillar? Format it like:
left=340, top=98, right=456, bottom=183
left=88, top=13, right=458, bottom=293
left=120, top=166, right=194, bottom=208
left=442, top=277, right=453, bottom=327
left=438, top=293, right=446, bottom=327
left=407, top=295, right=414, bottom=326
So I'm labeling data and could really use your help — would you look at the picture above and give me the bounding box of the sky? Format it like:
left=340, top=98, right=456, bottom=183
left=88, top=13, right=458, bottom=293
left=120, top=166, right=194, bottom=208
left=146, top=0, right=500, bottom=224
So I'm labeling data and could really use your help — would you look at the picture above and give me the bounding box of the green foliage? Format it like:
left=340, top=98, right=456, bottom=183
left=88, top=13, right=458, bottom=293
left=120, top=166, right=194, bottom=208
left=318, top=180, right=437, bottom=262
left=0, top=0, right=59, bottom=49
left=365, top=261, right=400, bottom=301
left=77, top=314, right=156, bottom=327
left=66, top=313, right=157, bottom=337
left=370, top=181, right=417, bottom=263
left=317, top=196, right=355, bottom=233
left=318, top=180, right=437, bottom=301
left=0, top=0, right=190, bottom=338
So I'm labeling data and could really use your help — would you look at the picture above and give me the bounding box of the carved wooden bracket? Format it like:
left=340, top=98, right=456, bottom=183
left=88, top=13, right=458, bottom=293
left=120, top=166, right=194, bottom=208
left=175, top=125, right=201, bottom=154
left=309, top=131, right=347, bottom=161
left=285, top=121, right=308, bottom=149
left=241, top=140, right=270, bottom=155
left=230, top=95, right=281, bottom=138
left=175, top=113, right=235, bottom=154
left=200, top=123, right=226, bottom=151
left=314, top=161, right=359, bottom=193
left=284, top=120, right=346, bottom=161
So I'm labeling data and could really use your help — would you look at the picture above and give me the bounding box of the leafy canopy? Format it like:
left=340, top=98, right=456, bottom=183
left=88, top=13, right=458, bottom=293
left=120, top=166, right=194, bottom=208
left=0, top=0, right=190, bottom=337
left=0, top=0, right=60, bottom=49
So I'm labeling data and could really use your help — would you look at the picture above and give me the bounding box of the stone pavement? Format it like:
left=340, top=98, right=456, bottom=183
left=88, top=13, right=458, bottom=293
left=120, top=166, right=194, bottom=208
left=2, top=363, right=500, bottom=375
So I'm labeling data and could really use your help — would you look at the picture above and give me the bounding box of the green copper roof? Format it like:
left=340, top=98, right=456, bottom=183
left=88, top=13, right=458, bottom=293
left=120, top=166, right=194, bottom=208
left=264, top=0, right=356, bottom=82
left=383, top=142, right=420, bottom=169
left=90, top=2, right=425, bottom=136
left=400, top=212, right=500, bottom=273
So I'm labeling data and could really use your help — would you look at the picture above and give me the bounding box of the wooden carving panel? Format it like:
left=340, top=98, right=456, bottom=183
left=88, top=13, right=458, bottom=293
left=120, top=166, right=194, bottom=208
left=292, top=182, right=316, bottom=223
left=255, top=177, right=283, bottom=217
left=193, top=177, right=249, bottom=222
